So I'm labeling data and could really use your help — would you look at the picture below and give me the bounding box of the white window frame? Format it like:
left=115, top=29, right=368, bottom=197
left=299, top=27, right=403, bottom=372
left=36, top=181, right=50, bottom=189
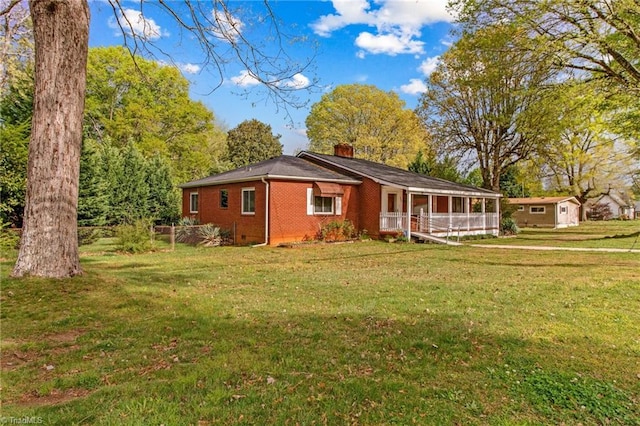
left=559, top=206, right=567, bottom=214
left=518, top=205, right=525, bottom=212
left=241, top=187, right=255, bottom=215
left=530, top=206, right=545, bottom=214
left=190, top=192, right=199, bottom=213
left=306, top=188, right=342, bottom=216
left=314, top=195, right=334, bottom=215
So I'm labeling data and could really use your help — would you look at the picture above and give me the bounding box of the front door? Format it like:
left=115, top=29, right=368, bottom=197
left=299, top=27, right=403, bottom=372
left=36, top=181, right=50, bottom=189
left=387, top=193, right=396, bottom=213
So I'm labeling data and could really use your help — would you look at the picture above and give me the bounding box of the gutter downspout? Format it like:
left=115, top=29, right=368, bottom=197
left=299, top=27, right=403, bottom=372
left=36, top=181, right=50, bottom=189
left=252, top=177, right=270, bottom=247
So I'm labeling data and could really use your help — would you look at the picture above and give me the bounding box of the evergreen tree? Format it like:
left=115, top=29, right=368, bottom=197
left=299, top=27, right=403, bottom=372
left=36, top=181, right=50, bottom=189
left=408, top=150, right=464, bottom=183
left=0, top=122, right=29, bottom=227
left=110, top=142, right=150, bottom=224
left=146, top=155, right=180, bottom=224
left=408, top=150, right=431, bottom=175
left=77, top=139, right=109, bottom=226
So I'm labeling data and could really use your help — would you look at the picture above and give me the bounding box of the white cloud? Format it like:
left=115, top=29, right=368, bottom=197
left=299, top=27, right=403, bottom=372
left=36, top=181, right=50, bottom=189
left=211, top=8, right=244, bottom=43
left=311, top=0, right=454, bottom=56
left=230, top=70, right=261, bottom=87
left=292, top=127, right=308, bottom=138
left=355, top=31, right=424, bottom=56
left=283, top=73, right=311, bottom=89
left=179, top=63, right=201, bottom=75
left=108, top=8, right=168, bottom=41
left=419, top=56, right=440, bottom=76
left=400, top=78, right=428, bottom=95
left=311, top=0, right=373, bottom=36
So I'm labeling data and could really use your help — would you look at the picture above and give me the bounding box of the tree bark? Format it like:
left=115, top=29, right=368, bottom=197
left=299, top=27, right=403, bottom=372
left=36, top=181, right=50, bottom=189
left=12, top=0, right=89, bottom=278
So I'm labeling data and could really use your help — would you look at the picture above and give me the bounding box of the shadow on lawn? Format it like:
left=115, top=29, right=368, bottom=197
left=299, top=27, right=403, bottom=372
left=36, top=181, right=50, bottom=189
left=2, top=273, right=638, bottom=425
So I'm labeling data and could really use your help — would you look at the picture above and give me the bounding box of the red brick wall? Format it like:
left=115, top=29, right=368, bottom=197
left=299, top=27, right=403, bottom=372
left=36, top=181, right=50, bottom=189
left=181, top=181, right=266, bottom=244
left=357, top=178, right=382, bottom=238
left=182, top=179, right=363, bottom=246
left=268, top=180, right=359, bottom=245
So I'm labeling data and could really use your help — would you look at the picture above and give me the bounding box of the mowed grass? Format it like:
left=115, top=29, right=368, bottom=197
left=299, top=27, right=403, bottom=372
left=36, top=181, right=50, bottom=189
left=469, top=220, right=640, bottom=250
left=1, top=224, right=639, bottom=425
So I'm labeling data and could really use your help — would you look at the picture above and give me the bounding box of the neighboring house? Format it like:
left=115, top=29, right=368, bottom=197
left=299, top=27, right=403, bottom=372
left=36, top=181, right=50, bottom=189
left=180, top=144, right=502, bottom=246
left=635, top=202, right=640, bottom=219
left=589, top=193, right=636, bottom=219
left=509, top=197, right=581, bottom=228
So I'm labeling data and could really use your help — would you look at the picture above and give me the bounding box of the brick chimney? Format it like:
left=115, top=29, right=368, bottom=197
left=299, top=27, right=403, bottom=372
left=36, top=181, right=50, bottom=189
left=334, top=143, right=354, bottom=158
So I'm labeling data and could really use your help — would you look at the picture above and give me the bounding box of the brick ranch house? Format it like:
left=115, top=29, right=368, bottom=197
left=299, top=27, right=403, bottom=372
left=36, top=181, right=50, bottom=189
left=180, top=145, right=501, bottom=246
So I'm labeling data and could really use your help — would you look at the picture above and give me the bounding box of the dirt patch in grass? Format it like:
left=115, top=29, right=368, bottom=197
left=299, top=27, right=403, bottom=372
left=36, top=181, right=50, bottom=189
left=19, top=388, right=93, bottom=407
left=1, top=349, right=34, bottom=371
left=44, top=329, right=86, bottom=344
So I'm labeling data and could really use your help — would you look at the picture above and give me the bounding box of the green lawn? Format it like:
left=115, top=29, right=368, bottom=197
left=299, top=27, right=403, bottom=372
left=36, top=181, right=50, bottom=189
left=1, top=224, right=639, bottom=425
left=468, top=220, right=640, bottom=250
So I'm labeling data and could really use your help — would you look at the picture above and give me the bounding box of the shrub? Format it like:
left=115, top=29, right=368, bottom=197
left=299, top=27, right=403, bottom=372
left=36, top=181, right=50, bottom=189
left=587, top=202, right=613, bottom=221
left=358, top=229, right=371, bottom=241
left=78, top=227, right=103, bottom=246
left=320, top=220, right=355, bottom=242
left=198, top=224, right=223, bottom=247
left=0, top=222, right=20, bottom=254
left=501, top=217, right=520, bottom=236
left=115, top=219, right=155, bottom=253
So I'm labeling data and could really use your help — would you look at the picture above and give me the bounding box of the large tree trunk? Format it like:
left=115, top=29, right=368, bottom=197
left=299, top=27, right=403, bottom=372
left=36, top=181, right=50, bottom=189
left=12, top=0, right=89, bottom=278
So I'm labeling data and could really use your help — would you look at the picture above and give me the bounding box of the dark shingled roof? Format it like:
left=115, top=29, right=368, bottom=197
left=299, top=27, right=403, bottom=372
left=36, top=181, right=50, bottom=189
left=298, top=151, right=500, bottom=197
left=180, top=155, right=361, bottom=188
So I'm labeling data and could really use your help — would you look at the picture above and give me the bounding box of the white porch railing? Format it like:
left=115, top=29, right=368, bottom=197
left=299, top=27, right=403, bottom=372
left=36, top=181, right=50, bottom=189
left=380, top=212, right=499, bottom=235
left=379, top=212, right=407, bottom=231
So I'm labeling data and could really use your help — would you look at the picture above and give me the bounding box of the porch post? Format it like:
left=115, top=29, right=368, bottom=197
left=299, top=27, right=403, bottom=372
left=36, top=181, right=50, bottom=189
left=466, top=197, right=471, bottom=232
left=482, top=198, right=486, bottom=232
left=495, top=197, right=500, bottom=235
left=448, top=195, right=453, bottom=231
left=406, top=191, right=412, bottom=240
left=428, top=194, right=433, bottom=234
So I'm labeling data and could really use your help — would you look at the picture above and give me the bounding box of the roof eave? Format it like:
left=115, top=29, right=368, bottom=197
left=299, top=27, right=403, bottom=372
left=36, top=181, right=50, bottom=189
left=179, top=174, right=361, bottom=189
left=408, top=187, right=502, bottom=197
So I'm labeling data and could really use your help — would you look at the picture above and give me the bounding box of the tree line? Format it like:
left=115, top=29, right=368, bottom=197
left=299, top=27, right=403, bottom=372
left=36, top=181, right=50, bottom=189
left=1, top=44, right=283, bottom=229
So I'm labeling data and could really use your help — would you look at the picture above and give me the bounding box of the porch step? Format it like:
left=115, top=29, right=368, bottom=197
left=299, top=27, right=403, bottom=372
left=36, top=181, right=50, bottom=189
left=411, top=232, right=463, bottom=246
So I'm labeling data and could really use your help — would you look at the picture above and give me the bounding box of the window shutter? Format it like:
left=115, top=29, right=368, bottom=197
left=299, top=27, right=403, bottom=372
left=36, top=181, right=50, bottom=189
left=335, top=196, right=342, bottom=215
left=307, top=188, right=314, bottom=215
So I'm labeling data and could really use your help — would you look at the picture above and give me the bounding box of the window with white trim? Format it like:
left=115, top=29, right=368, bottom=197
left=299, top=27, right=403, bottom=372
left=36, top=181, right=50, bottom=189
left=314, top=196, right=333, bottom=214
left=306, top=188, right=342, bottom=216
left=530, top=206, right=545, bottom=214
left=242, top=188, right=255, bottom=214
left=518, top=205, right=525, bottom=211
left=560, top=206, right=567, bottom=214
left=190, top=192, right=199, bottom=213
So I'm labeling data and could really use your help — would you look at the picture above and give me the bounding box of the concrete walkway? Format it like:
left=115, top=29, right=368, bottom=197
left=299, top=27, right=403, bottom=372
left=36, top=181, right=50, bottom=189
left=466, top=243, right=640, bottom=253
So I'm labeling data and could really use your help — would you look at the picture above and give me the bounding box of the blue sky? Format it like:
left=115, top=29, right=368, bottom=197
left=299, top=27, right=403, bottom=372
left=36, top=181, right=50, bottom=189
left=88, top=1, right=456, bottom=154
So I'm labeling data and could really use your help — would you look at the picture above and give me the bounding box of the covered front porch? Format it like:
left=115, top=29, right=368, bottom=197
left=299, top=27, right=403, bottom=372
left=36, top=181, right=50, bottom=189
left=378, top=187, right=501, bottom=239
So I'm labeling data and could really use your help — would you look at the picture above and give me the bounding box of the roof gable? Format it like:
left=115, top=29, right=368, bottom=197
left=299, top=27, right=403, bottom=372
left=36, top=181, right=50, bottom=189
left=297, top=151, right=500, bottom=197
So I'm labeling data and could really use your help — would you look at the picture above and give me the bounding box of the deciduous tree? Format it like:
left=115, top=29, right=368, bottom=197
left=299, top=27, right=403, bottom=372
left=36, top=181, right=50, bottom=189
left=417, top=24, right=557, bottom=191
left=85, top=46, right=226, bottom=184
left=11, top=0, right=89, bottom=277
left=527, top=86, right=633, bottom=219
left=306, top=84, right=428, bottom=168
left=225, top=119, right=282, bottom=168
left=450, top=0, right=640, bottom=94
